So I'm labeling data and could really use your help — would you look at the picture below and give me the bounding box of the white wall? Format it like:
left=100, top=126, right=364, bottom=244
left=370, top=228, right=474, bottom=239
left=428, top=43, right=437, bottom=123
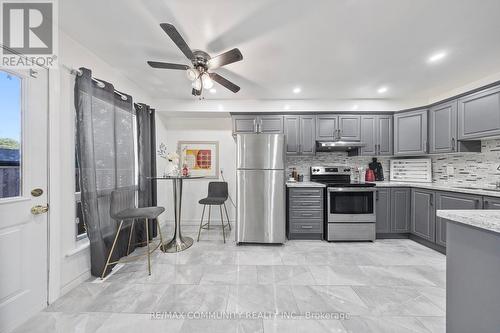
left=155, top=116, right=236, bottom=227
left=48, top=30, right=154, bottom=301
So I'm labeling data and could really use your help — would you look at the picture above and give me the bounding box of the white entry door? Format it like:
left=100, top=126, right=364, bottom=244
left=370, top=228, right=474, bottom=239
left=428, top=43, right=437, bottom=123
left=0, top=67, right=49, bottom=333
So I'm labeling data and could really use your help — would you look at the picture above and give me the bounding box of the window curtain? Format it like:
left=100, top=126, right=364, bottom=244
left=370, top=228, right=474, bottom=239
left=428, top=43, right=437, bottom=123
left=134, top=103, right=158, bottom=243
left=75, top=67, right=137, bottom=277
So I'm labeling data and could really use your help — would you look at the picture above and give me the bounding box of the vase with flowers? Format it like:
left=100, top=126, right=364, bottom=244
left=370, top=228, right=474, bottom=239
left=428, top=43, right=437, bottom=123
left=157, top=143, right=180, bottom=176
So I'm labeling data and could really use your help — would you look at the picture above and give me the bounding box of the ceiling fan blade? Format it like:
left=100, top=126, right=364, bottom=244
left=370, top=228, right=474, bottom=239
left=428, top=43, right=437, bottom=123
left=192, top=88, right=202, bottom=96
left=147, top=61, right=189, bottom=70
left=160, top=23, right=194, bottom=60
left=207, top=48, right=243, bottom=69
left=209, top=73, right=240, bottom=93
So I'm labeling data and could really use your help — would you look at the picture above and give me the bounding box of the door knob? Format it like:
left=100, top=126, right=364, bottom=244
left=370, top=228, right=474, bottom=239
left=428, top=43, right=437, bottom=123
left=31, top=204, right=49, bottom=215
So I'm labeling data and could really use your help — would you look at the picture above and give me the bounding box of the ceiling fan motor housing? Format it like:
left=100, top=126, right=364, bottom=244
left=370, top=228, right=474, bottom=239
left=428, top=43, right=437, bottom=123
left=191, top=50, right=211, bottom=69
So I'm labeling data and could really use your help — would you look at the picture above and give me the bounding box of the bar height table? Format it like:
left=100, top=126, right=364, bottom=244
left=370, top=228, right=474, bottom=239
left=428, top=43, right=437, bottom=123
left=150, top=175, right=204, bottom=252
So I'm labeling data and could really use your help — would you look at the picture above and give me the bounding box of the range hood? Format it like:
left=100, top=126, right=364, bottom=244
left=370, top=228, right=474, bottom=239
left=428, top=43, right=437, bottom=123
left=316, top=140, right=366, bottom=152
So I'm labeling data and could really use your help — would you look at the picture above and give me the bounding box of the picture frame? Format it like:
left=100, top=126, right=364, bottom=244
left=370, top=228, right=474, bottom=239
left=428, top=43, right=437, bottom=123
left=177, top=141, right=219, bottom=178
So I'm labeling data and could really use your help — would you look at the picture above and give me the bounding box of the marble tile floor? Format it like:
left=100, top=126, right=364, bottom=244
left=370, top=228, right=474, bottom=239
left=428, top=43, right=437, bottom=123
left=13, top=225, right=446, bottom=333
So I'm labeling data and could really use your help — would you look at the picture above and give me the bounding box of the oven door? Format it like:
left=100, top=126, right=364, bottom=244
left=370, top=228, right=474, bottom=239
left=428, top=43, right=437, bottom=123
left=327, top=187, right=376, bottom=222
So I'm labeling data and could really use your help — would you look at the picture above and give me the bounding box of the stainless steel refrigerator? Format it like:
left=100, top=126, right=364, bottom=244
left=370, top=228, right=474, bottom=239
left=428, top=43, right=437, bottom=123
left=236, top=134, right=286, bottom=244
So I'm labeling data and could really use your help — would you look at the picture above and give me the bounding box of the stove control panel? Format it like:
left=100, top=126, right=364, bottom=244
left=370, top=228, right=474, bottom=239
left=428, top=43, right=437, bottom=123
left=311, top=166, right=351, bottom=175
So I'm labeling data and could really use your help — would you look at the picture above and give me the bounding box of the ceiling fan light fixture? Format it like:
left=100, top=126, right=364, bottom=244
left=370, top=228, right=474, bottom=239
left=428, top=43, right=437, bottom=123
left=192, top=78, right=202, bottom=90
left=186, top=68, right=199, bottom=81
left=202, top=73, right=214, bottom=89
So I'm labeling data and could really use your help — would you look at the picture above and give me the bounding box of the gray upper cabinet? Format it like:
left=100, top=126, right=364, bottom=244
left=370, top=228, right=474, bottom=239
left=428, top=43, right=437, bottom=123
left=377, top=115, right=393, bottom=155
left=284, top=116, right=300, bottom=154
left=391, top=188, right=411, bottom=233
left=338, top=115, right=361, bottom=141
left=435, top=192, right=482, bottom=247
left=316, top=115, right=338, bottom=140
left=299, top=116, right=315, bottom=155
left=411, top=188, right=435, bottom=242
left=458, top=85, right=500, bottom=140
left=376, top=188, right=391, bottom=233
left=361, top=115, right=393, bottom=156
left=284, top=115, right=315, bottom=155
left=315, top=115, right=360, bottom=141
left=360, top=115, right=377, bottom=155
left=259, top=115, right=284, bottom=133
left=429, top=100, right=457, bottom=153
left=483, top=196, right=500, bottom=209
left=232, top=115, right=257, bottom=134
left=394, top=109, right=428, bottom=155
left=232, top=115, right=283, bottom=134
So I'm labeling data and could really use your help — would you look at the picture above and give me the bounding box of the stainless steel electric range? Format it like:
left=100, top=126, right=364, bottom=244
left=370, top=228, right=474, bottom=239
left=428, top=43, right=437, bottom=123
left=310, top=166, right=376, bottom=241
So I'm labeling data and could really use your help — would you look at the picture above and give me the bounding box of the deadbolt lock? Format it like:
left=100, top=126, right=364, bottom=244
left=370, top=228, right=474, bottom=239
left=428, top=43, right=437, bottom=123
left=31, top=188, right=44, bottom=197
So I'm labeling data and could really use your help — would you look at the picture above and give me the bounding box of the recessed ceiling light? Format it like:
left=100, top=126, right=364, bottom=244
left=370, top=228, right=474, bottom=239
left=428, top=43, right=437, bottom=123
left=352, top=104, right=359, bottom=110
left=377, top=86, right=388, bottom=94
left=428, top=51, right=447, bottom=63
left=293, top=87, right=301, bottom=94
left=209, top=88, right=217, bottom=94
left=284, top=105, right=291, bottom=110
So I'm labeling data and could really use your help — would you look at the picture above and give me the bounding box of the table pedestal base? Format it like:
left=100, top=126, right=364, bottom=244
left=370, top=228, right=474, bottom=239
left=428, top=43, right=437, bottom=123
left=161, top=235, right=193, bottom=253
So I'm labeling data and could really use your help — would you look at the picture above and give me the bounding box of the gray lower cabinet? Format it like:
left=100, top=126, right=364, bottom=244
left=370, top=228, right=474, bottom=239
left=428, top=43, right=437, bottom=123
left=361, top=115, right=393, bottom=156
left=284, top=115, right=315, bottom=155
left=375, top=188, right=391, bottom=233
left=435, top=192, right=482, bottom=246
left=429, top=100, right=457, bottom=153
left=232, top=115, right=283, bottom=134
left=394, top=109, right=428, bottom=155
left=391, top=188, right=411, bottom=232
left=483, top=196, right=500, bottom=209
left=411, top=188, right=435, bottom=241
left=287, top=187, right=324, bottom=239
left=458, top=85, right=500, bottom=140
left=375, top=187, right=411, bottom=235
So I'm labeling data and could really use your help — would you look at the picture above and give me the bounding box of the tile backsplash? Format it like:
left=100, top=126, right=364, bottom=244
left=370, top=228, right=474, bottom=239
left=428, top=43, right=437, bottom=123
left=286, top=139, right=500, bottom=187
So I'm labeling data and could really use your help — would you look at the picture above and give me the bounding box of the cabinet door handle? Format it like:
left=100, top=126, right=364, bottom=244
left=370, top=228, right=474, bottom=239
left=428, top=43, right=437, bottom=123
left=376, top=191, right=379, bottom=200
left=451, top=138, right=456, bottom=151
left=301, top=225, right=313, bottom=229
left=429, top=193, right=434, bottom=206
left=475, top=199, right=481, bottom=209
left=484, top=200, right=489, bottom=208
left=301, top=213, right=313, bottom=217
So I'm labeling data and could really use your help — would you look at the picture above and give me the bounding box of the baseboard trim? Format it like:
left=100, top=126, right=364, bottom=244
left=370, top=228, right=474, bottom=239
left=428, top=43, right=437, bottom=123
left=376, top=233, right=410, bottom=239
left=409, top=234, right=446, bottom=254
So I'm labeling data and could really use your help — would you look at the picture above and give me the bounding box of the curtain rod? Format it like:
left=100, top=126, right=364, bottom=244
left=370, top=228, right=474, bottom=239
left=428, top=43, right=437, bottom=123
left=67, top=67, right=129, bottom=101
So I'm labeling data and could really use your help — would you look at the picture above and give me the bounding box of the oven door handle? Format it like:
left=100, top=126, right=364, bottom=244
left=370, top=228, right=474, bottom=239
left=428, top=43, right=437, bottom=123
left=327, top=187, right=377, bottom=193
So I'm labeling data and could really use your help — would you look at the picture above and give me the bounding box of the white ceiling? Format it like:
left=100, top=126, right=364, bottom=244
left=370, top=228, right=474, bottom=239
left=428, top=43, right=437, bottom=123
left=60, top=0, right=500, bottom=106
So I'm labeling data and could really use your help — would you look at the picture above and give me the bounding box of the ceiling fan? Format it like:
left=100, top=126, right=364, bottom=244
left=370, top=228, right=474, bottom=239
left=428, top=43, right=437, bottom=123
left=147, top=23, right=243, bottom=97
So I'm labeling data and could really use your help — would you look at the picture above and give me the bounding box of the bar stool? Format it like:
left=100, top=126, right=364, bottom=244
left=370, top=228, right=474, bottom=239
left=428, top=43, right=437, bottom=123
left=101, top=189, right=165, bottom=278
left=197, top=182, right=231, bottom=243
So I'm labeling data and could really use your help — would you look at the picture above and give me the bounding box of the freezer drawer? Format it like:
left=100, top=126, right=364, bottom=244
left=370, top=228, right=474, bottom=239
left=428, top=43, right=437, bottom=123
left=237, top=169, right=285, bottom=243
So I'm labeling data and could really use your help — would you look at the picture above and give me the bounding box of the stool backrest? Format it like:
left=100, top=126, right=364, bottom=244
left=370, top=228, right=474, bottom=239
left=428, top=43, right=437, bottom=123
left=207, top=182, right=228, bottom=199
left=110, top=188, right=135, bottom=219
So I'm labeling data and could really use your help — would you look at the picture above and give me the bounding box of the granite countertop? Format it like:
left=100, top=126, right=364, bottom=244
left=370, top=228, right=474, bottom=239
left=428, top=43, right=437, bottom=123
left=286, top=180, right=500, bottom=197
left=374, top=181, right=500, bottom=198
left=436, top=210, right=500, bottom=235
left=286, top=181, right=326, bottom=188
